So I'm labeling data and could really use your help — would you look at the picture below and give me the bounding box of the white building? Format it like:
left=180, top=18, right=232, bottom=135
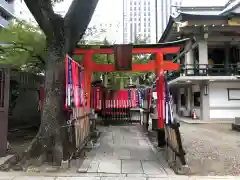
left=160, top=2, right=240, bottom=121
left=122, top=0, right=155, bottom=43
left=157, top=0, right=173, bottom=40
left=172, top=0, right=238, bottom=15
left=0, top=0, right=35, bottom=28
left=123, top=0, right=173, bottom=44
left=0, top=0, right=15, bottom=27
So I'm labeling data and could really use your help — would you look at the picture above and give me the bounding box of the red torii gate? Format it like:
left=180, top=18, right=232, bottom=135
left=72, top=40, right=186, bottom=129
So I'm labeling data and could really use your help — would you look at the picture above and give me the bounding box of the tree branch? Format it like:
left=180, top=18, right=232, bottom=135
left=24, top=0, right=54, bottom=37
left=64, top=0, right=99, bottom=53
left=24, top=0, right=64, bottom=42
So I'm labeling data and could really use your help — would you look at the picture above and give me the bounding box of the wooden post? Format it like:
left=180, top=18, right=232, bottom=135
left=155, top=52, right=166, bottom=147
left=0, top=66, right=10, bottom=156
left=83, top=52, right=93, bottom=110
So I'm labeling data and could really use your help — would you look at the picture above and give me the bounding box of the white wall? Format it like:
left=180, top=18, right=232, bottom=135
left=209, top=82, right=240, bottom=119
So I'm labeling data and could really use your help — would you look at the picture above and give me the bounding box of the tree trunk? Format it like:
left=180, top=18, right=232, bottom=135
left=0, top=41, right=73, bottom=171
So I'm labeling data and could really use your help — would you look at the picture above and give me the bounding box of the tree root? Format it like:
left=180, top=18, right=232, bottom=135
left=0, top=130, right=52, bottom=171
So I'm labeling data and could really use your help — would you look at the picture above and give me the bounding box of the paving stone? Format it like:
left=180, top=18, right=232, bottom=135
left=189, top=176, right=240, bottom=180
left=14, top=177, right=55, bottom=180
left=56, top=177, right=100, bottom=180
left=98, top=173, right=126, bottom=177
left=78, top=159, right=92, bottom=173
left=147, top=178, right=173, bottom=180
left=0, top=174, right=15, bottom=180
left=98, top=160, right=121, bottom=173
left=141, top=161, right=166, bottom=175
left=87, top=161, right=100, bottom=173
left=113, top=150, right=131, bottom=159
left=100, top=177, right=146, bottom=180
left=126, top=173, right=148, bottom=178
left=122, top=160, right=143, bottom=174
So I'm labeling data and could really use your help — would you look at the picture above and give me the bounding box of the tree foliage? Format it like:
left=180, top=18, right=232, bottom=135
left=0, top=21, right=46, bottom=73
left=0, top=22, right=106, bottom=74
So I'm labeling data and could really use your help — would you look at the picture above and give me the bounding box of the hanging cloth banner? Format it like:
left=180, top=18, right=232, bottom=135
left=149, top=88, right=153, bottom=108
left=65, top=54, right=86, bottom=108
left=78, top=67, right=82, bottom=106
left=72, top=60, right=80, bottom=107
left=137, top=89, right=142, bottom=108
left=132, top=88, right=136, bottom=108
left=67, top=55, right=74, bottom=107
left=96, top=87, right=101, bottom=110
left=165, top=77, right=174, bottom=125
left=65, top=56, right=68, bottom=109
left=81, top=71, right=85, bottom=106
left=128, top=88, right=132, bottom=108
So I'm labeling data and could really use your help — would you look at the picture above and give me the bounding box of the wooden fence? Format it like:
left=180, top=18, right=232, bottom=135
left=68, top=107, right=90, bottom=155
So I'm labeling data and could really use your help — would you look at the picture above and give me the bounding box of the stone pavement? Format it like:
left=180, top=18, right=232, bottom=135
left=0, top=172, right=240, bottom=180
left=1, top=171, right=240, bottom=180
left=77, top=125, right=172, bottom=176
left=1, top=125, right=240, bottom=179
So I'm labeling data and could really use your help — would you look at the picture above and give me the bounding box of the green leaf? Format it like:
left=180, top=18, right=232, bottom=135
left=0, top=21, right=46, bottom=74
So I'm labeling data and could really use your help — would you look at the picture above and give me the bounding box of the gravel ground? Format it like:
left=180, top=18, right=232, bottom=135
left=180, top=123, right=240, bottom=176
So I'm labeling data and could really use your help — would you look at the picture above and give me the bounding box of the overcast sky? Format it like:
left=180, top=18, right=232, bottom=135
left=54, top=0, right=230, bottom=42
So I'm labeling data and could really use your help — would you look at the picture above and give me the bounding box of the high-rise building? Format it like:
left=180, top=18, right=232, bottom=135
left=123, top=0, right=173, bottom=44
left=157, top=0, right=173, bottom=40
left=0, top=0, right=35, bottom=28
left=123, top=0, right=155, bottom=43
left=0, top=0, right=15, bottom=28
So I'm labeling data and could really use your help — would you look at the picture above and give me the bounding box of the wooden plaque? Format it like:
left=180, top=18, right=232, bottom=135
left=114, top=44, right=132, bottom=71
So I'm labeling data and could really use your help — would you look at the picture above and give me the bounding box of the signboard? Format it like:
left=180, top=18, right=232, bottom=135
left=114, top=44, right=132, bottom=71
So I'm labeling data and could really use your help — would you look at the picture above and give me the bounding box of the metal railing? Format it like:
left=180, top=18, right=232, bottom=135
left=166, top=64, right=240, bottom=81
